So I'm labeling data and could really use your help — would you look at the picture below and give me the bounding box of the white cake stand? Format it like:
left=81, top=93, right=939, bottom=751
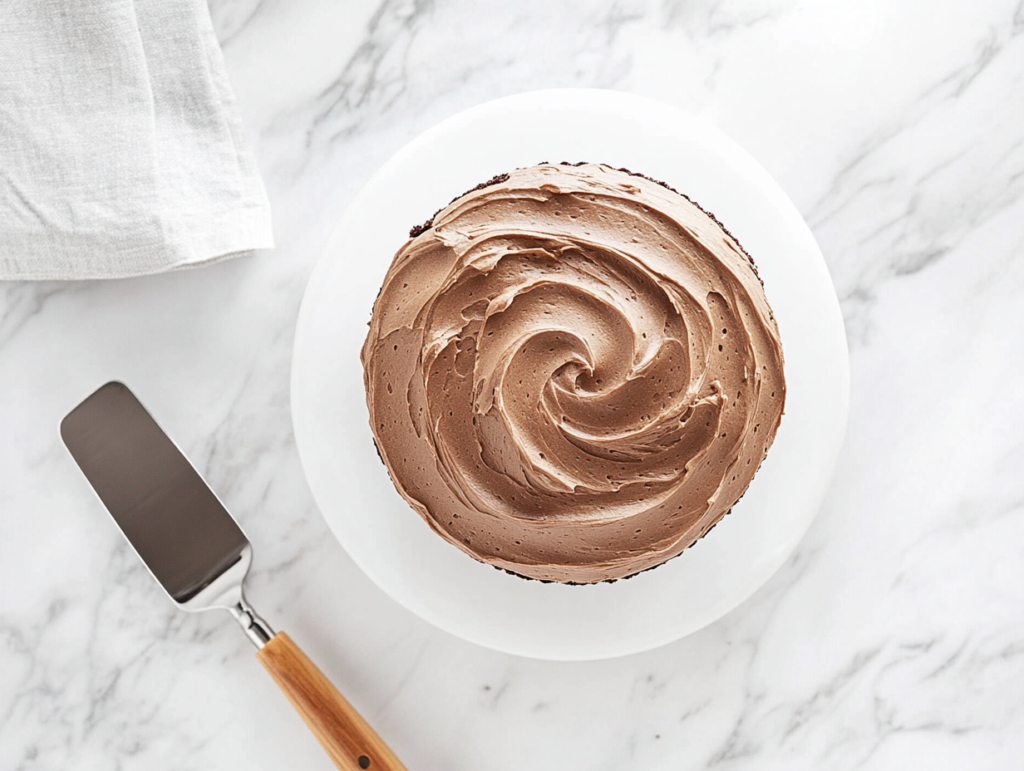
left=291, top=89, right=849, bottom=661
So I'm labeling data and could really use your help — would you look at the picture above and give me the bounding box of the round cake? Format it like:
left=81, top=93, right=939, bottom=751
left=361, top=162, right=785, bottom=583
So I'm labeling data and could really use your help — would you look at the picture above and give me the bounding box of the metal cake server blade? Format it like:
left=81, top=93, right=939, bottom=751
left=60, top=380, right=273, bottom=641
left=61, top=381, right=406, bottom=771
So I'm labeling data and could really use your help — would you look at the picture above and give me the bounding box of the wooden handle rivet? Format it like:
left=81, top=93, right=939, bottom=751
left=358, top=756, right=371, bottom=768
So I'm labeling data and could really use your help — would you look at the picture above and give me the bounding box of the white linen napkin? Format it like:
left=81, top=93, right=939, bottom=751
left=0, top=0, right=273, bottom=280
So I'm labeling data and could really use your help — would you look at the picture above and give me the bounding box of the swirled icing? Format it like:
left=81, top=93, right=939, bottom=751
left=362, top=163, right=785, bottom=583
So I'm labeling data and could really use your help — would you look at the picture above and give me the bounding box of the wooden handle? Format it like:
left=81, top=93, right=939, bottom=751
left=256, top=632, right=408, bottom=771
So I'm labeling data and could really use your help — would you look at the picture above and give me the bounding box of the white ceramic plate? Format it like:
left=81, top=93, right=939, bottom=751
left=292, top=89, right=849, bottom=661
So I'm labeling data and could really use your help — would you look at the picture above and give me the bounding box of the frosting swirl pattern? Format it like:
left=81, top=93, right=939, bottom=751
left=362, top=163, right=785, bottom=583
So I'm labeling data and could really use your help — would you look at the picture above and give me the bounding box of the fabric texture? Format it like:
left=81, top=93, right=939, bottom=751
left=0, top=0, right=273, bottom=280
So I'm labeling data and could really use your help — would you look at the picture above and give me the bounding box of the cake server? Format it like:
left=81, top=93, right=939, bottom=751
left=60, top=381, right=407, bottom=771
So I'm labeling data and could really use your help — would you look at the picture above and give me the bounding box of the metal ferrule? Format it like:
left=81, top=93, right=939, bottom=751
left=229, top=598, right=276, bottom=649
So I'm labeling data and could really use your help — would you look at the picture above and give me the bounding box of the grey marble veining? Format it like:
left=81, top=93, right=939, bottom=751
left=2, top=0, right=1023, bottom=769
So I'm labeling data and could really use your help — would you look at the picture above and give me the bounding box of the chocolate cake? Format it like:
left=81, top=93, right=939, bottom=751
left=361, top=162, right=785, bottom=583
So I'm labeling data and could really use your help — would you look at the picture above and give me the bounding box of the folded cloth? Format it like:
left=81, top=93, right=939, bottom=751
left=0, top=0, right=273, bottom=280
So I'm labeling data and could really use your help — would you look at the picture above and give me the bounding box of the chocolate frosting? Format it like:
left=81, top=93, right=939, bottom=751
left=362, top=163, right=785, bottom=583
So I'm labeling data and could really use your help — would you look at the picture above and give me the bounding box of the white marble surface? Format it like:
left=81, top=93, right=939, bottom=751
left=2, top=0, right=1023, bottom=768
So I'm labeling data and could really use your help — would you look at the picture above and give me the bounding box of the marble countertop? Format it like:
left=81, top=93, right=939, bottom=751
left=3, top=1, right=1023, bottom=768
